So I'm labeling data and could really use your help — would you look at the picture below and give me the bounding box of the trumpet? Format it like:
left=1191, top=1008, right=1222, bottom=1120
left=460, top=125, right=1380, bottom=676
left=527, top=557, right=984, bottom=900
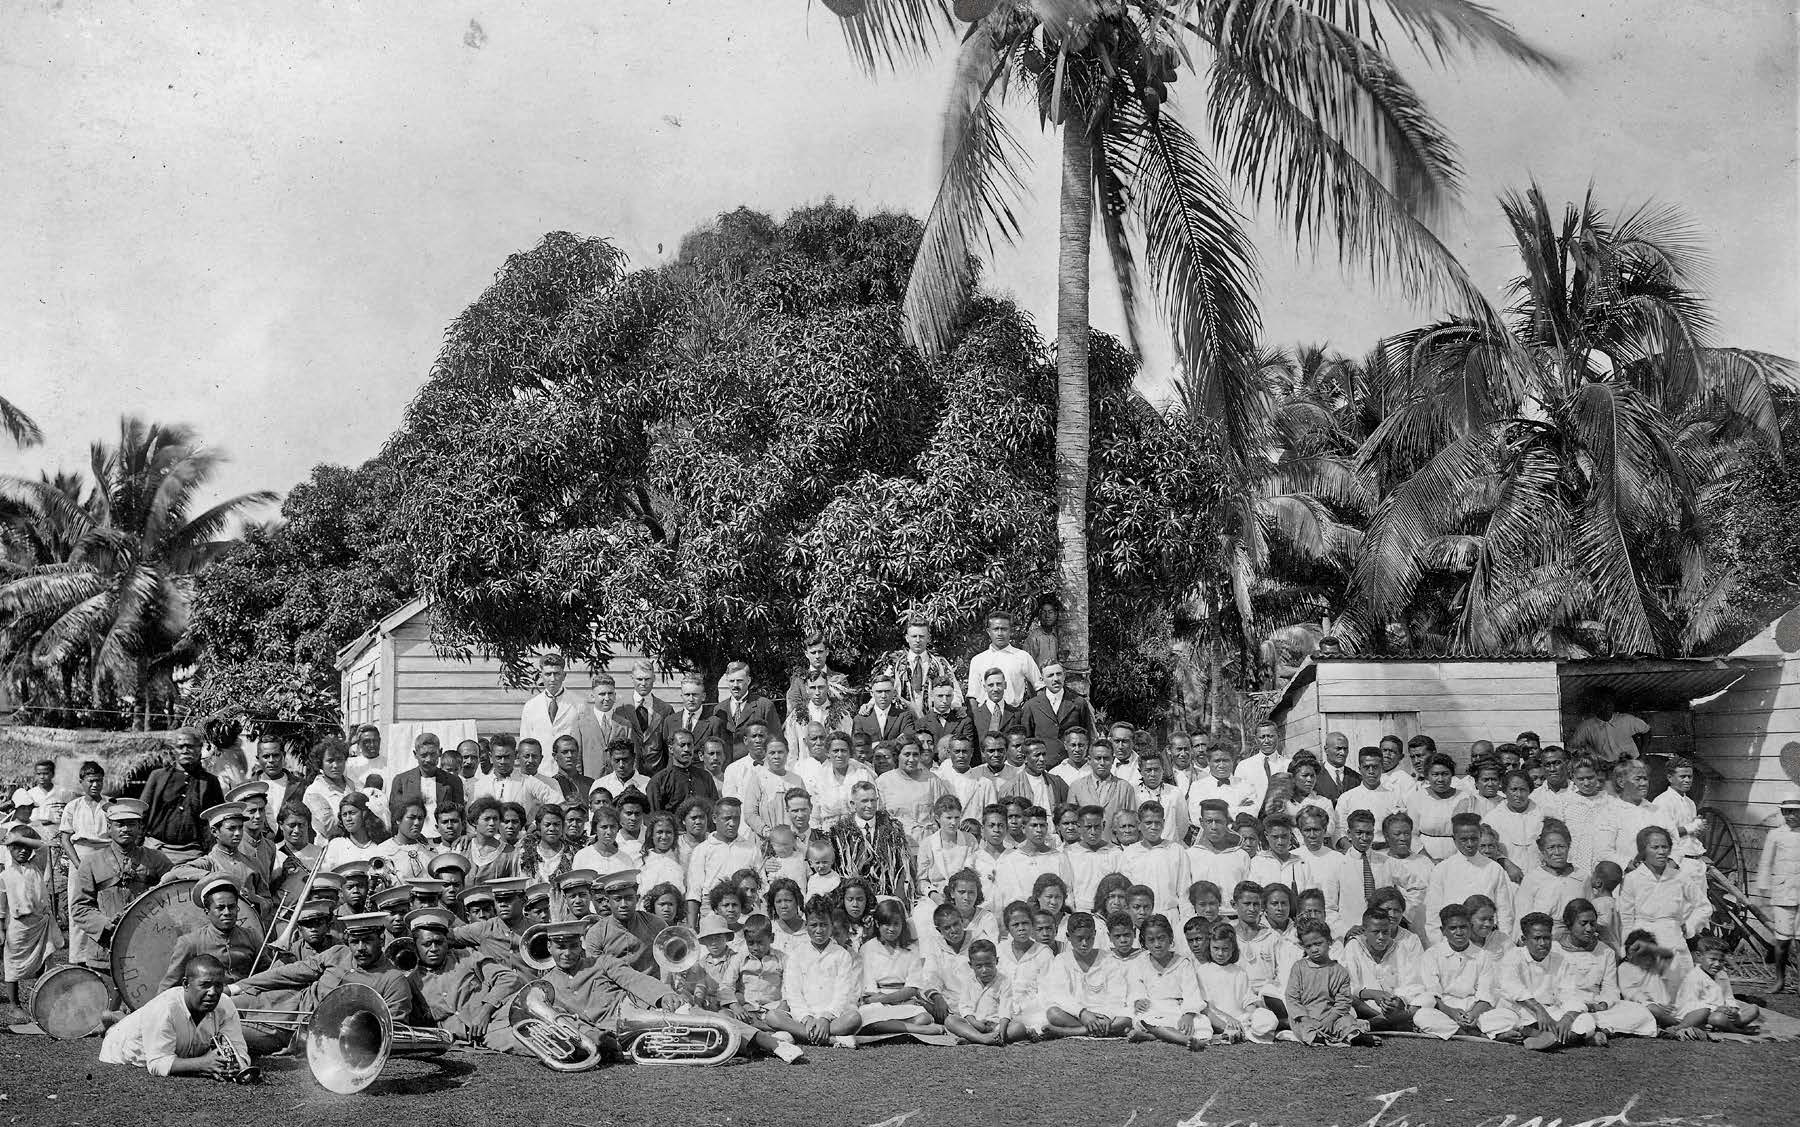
left=506, top=980, right=602, bottom=1072
left=211, top=1032, right=262, bottom=1085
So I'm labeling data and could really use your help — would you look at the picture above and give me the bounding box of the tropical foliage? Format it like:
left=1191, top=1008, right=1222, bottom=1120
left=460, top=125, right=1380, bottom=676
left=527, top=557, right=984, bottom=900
left=1345, top=186, right=1798, bottom=657
left=826, top=0, right=1556, bottom=677
left=379, top=204, right=1230, bottom=720
left=0, top=418, right=274, bottom=727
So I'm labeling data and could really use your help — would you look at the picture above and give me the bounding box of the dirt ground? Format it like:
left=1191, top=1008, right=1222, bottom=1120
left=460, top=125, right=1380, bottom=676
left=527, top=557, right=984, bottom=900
left=2, top=1025, right=1795, bottom=1127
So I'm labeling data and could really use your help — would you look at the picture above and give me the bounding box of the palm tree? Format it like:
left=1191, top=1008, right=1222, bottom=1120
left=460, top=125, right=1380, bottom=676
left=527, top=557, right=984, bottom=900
left=0, top=417, right=275, bottom=727
left=828, top=0, right=1555, bottom=675
left=0, top=395, right=41, bottom=447
left=1349, top=185, right=1798, bottom=656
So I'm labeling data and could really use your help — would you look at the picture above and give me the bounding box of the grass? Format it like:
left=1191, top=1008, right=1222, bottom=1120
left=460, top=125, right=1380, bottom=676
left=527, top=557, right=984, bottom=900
left=2, top=1018, right=1795, bottom=1127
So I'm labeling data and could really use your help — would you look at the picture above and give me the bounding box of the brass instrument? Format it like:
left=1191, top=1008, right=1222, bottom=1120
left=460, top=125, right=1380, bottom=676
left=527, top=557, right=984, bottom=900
left=385, top=937, right=419, bottom=971
left=301, top=983, right=455, bottom=1094
left=210, top=1031, right=262, bottom=1085
left=607, top=926, right=741, bottom=1065
left=616, top=1005, right=742, bottom=1066
left=518, top=923, right=554, bottom=972
left=506, top=980, right=602, bottom=1072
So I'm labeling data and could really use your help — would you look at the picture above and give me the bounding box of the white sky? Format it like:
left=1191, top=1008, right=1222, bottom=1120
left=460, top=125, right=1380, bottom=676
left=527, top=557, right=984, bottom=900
left=3, top=1, right=1794, bottom=508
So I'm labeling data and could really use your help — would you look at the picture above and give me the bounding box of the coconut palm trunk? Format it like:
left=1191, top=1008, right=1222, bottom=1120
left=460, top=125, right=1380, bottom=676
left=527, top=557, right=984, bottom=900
left=1056, top=122, right=1094, bottom=675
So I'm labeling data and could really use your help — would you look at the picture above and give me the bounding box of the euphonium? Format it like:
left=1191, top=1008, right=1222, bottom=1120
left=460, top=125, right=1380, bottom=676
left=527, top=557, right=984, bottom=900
left=506, top=980, right=602, bottom=1072
left=385, top=937, right=418, bottom=971
left=616, top=1005, right=742, bottom=1066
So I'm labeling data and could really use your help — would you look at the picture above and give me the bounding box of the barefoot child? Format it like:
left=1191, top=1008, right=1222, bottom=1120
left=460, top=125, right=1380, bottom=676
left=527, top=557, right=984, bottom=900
left=1285, top=920, right=1375, bottom=1046
left=945, top=940, right=1024, bottom=1045
left=855, top=899, right=941, bottom=1037
left=1194, top=919, right=1277, bottom=1042
left=1674, top=934, right=1760, bottom=1035
left=1418, top=904, right=1497, bottom=1038
left=1125, top=914, right=1208, bottom=1050
left=1041, top=912, right=1130, bottom=1039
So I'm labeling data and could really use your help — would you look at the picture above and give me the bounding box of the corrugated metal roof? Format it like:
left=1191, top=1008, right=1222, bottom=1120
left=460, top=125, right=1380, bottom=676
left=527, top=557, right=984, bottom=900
left=1558, top=657, right=1777, bottom=708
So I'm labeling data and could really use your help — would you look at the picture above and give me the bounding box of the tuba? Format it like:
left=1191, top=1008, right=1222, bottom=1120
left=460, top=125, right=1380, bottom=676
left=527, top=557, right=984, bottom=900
left=653, top=926, right=701, bottom=975
left=506, top=979, right=602, bottom=1072
left=616, top=1005, right=743, bottom=1066
left=303, top=983, right=455, bottom=1094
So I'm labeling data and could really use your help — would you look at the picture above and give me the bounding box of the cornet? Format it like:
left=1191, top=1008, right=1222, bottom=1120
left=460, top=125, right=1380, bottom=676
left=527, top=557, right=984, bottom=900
left=210, top=1032, right=262, bottom=1085
left=506, top=980, right=602, bottom=1072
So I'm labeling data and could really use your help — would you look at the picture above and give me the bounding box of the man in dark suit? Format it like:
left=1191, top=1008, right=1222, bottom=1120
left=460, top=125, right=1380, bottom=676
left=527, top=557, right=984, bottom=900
left=916, top=680, right=974, bottom=750
left=716, top=660, right=781, bottom=756
left=1017, top=662, right=1093, bottom=762
left=388, top=733, right=466, bottom=818
left=851, top=676, right=917, bottom=744
left=967, top=668, right=1023, bottom=747
left=1310, top=730, right=1359, bottom=800
left=646, top=677, right=721, bottom=777
left=613, top=661, right=672, bottom=749
left=140, top=728, right=224, bottom=863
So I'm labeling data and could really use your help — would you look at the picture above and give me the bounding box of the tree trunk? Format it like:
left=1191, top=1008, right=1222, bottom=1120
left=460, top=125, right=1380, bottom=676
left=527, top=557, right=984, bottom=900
left=1055, top=123, right=1094, bottom=676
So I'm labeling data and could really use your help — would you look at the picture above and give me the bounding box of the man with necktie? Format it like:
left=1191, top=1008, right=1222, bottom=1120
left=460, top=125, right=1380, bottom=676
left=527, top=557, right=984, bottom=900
left=648, top=677, right=720, bottom=776
left=872, top=620, right=959, bottom=718
left=519, top=652, right=605, bottom=777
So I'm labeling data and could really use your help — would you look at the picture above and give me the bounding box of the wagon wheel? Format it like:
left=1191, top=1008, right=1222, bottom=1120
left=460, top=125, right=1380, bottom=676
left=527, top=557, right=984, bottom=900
left=1707, top=870, right=1776, bottom=964
left=1698, top=806, right=1748, bottom=890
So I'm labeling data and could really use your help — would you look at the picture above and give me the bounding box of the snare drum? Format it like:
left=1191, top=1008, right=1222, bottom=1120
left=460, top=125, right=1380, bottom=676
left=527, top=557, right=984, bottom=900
left=30, top=964, right=110, bottom=1040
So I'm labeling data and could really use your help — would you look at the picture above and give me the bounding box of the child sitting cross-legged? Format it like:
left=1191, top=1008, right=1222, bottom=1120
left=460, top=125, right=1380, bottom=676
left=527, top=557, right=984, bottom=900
left=1341, top=907, right=1431, bottom=1032
left=1673, top=934, right=1761, bottom=1036
left=1284, top=919, right=1377, bottom=1047
left=1192, top=919, right=1277, bottom=1042
left=944, top=939, right=1026, bottom=1046
left=1416, top=904, right=1499, bottom=1039
left=1040, top=912, right=1131, bottom=1039
left=1125, top=913, right=1209, bottom=1050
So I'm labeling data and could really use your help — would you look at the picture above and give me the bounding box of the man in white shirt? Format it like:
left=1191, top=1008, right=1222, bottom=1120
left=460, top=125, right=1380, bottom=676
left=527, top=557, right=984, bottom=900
left=302, top=744, right=356, bottom=840
left=964, top=609, right=1044, bottom=707
left=939, top=737, right=1000, bottom=821
left=24, top=759, right=72, bottom=841
left=1233, top=721, right=1290, bottom=811
left=1186, top=746, right=1260, bottom=828
left=469, top=737, right=559, bottom=821
left=873, top=620, right=960, bottom=718
left=1049, top=729, right=1091, bottom=787
left=1339, top=747, right=1408, bottom=848
left=58, top=760, right=113, bottom=865
left=1567, top=690, right=1650, bottom=766
left=722, top=723, right=772, bottom=800
left=519, top=651, right=605, bottom=778
left=99, top=955, right=251, bottom=1079
left=1186, top=799, right=1250, bottom=906
left=347, top=725, right=385, bottom=790
left=685, top=799, right=763, bottom=926
left=1132, top=750, right=1190, bottom=845
left=784, top=671, right=851, bottom=754
left=1329, top=809, right=1394, bottom=932
left=247, top=734, right=297, bottom=820
left=1123, top=800, right=1191, bottom=925
left=1530, top=746, right=1573, bottom=823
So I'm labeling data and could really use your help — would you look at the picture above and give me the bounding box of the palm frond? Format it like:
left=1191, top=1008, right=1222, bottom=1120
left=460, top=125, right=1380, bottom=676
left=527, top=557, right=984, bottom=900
left=1349, top=0, right=1563, bottom=71
left=829, top=0, right=955, bottom=73
left=1348, top=428, right=1494, bottom=623
left=0, top=395, right=42, bottom=447
left=1106, top=101, right=1263, bottom=455
left=900, top=29, right=1029, bottom=356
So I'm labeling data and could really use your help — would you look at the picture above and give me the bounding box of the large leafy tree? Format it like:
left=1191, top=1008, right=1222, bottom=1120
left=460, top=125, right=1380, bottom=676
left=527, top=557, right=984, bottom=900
left=385, top=203, right=1228, bottom=717
left=186, top=459, right=415, bottom=727
left=1349, top=186, right=1798, bottom=655
left=0, top=418, right=275, bottom=726
left=827, top=0, right=1555, bottom=676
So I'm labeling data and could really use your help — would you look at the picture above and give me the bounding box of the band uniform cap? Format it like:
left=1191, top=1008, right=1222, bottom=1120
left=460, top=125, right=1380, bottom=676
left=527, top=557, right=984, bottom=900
left=458, top=885, right=497, bottom=909
left=408, top=878, right=450, bottom=897
left=192, top=874, right=241, bottom=907
left=597, top=868, right=641, bottom=893
left=332, top=860, right=373, bottom=881
left=524, top=881, right=553, bottom=905
left=201, top=801, right=248, bottom=828
left=373, top=887, right=413, bottom=912
left=8, top=788, right=33, bottom=808
left=487, top=876, right=530, bottom=898
left=224, top=780, right=269, bottom=804
left=427, top=853, right=473, bottom=878
left=541, top=920, right=587, bottom=941
left=339, top=911, right=392, bottom=935
left=310, top=872, right=348, bottom=898
left=405, top=907, right=457, bottom=935
left=3, top=824, right=44, bottom=849
left=696, top=911, right=733, bottom=941
left=105, top=799, right=149, bottom=822
left=296, top=899, right=337, bottom=924
left=1781, top=793, right=1800, bottom=811
left=553, top=868, right=598, bottom=892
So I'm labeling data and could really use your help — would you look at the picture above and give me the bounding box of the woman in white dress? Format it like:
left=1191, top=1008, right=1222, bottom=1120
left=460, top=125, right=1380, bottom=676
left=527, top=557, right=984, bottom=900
left=764, top=876, right=811, bottom=956
left=1485, top=771, right=1546, bottom=873
left=321, top=793, right=386, bottom=870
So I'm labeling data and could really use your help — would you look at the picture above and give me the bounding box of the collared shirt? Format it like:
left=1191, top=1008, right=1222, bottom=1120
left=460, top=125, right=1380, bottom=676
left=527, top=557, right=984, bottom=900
left=965, top=645, right=1044, bottom=707
left=470, top=772, right=559, bottom=822
left=1422, top=940, right=1496, bottom=1007
left=302, top=776, right=355, bottom=840
left=99, top=987, right=248, bottom=1076
left=58, top=795, right=113, bottom=857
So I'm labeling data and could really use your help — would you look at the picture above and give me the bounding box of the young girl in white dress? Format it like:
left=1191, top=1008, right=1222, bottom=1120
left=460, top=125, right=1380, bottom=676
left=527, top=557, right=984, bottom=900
left=764, top=876, right=811, bottom=956
left=997, top=899, right=1055, bottom=1035
left=855, top=898, right=941, bottom=1036
left=1193, top=919, right=1278, bottom=1041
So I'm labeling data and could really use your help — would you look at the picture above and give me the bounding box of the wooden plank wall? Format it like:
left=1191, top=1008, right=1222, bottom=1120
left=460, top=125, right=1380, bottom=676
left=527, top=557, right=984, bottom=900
left=1692, top=609, right=1800, bottom=855
left=1277, top=676, right=1321, bottom=757
left=1317, top=661, right=1563, bottom=771
left=389, top=617, right=668, bottom=735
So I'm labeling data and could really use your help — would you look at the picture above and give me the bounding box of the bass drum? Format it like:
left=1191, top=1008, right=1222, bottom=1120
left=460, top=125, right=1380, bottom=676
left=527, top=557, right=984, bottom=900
left=30, top=964, right=110, bottom=1040
left=109, top=880, right=263, bottom=1012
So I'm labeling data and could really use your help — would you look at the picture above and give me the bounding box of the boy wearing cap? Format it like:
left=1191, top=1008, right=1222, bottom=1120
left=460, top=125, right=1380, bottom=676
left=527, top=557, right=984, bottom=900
left=167, top=803, right=273, bottom=919
left=1, top=826, right=62, bottom=1022
left=159, top=876, right=263, bottom=990
left=70, top=799, right=174, bottom=970
left=225, top=781, right=278, bottom=886
left=229, top=910, right=412, bottom=1051
left=1755, top=794, right=1800, bottom=993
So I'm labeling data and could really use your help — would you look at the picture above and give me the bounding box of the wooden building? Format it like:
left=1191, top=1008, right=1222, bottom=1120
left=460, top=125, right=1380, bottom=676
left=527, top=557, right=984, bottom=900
left=1270, top=653, right=1768, bottom=774
left=335, top=596, right=666, bottom=737
left=1693, top=603, right=1800, bottom=850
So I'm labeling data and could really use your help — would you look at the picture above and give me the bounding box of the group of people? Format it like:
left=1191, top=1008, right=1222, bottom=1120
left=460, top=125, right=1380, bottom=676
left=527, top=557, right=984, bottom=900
left=1, top=607, right=1792, bottom=1081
